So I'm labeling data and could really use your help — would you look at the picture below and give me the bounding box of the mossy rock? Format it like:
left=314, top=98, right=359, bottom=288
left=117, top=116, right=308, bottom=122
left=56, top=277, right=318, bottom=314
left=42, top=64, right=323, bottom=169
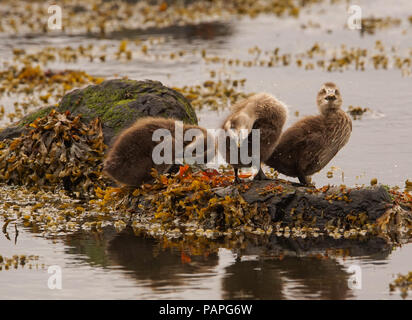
left=0, top=79, right=197, bottom=144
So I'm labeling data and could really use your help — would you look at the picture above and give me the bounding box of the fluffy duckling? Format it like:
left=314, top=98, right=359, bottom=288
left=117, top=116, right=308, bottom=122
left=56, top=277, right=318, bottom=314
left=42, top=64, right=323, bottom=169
left=266, top=82, right=352, bottom=185
left=221, top=93, right=288, bottom=182
left=103, top=117, right=214, bottom=187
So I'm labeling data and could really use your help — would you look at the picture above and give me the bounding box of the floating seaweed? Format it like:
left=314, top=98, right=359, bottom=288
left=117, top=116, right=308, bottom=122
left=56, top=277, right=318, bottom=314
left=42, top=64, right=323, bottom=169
left=174, top=78, right=250, bottom=110
left=360, top=17, right=401, bottom=36
left=0, top=0, right=329, bottom=36
left=201, top=40, right=412, bottom=76
left=389, top=271, right=412, bottom=299
left=0, top=62, right=104, bottom=122
left=347, top=105, right=371, bottom=120
left=0, top=254, right=42, bottom=271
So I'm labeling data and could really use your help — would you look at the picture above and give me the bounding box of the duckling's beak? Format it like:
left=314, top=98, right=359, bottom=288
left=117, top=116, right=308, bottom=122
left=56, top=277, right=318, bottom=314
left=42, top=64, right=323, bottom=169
left=325, top=95, right=336, bottom=101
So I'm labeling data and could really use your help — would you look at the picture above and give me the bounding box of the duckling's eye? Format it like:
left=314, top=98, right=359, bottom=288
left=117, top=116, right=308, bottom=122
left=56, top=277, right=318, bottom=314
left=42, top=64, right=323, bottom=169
left=320, top=89, right=326, bottom=94
left=335, top=89, right=340, bottom=95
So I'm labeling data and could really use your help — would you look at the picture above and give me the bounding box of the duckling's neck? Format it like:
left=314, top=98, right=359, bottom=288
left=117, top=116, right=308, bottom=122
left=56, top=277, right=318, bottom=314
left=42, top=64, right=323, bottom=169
left=319, top=103, right=341, bottom=115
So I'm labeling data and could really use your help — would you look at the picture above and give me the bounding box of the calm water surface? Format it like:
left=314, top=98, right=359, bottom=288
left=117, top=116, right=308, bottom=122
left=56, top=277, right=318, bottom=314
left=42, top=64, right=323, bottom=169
left=0, top=0, right=411, bottom=299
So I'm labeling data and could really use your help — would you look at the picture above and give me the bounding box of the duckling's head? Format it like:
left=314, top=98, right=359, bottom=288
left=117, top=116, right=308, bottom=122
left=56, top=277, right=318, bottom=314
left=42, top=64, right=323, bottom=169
left=316, top=82, right=343, bottom=114
left=223, top=112, right=254, bottom=141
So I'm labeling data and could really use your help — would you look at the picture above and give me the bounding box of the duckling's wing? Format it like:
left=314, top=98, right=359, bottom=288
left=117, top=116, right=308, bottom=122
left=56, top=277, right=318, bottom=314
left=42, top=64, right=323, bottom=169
left=230, top=96, right=250, bottom=113
left=316, top=143, right=341, bottom=172
left=317, top=126, right=351, bottom=170
left=252, top=118, right=276, bottom=140
left=302, top=131, right=348, bottom=175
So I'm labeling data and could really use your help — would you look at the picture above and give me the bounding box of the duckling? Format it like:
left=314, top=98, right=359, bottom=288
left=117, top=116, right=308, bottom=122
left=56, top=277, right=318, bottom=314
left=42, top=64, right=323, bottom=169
left=266, top=82, right=352, bottom=185
left=221, top=93, right=288, bottom=182
left=103, top=117, right=214, bottom=187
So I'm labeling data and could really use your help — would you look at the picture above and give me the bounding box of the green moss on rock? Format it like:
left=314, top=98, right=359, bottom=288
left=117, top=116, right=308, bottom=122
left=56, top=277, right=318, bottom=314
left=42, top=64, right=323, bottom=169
left=19, top=106, right=54, bottom=126
left=57, top=79, right=198, bottom=143
left=1, top=79, right=198, bottom=144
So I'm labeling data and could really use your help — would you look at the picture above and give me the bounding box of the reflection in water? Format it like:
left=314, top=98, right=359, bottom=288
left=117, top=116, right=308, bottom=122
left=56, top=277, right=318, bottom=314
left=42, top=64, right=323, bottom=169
left=222, top=259, right=284, bottom=299
left=280, top=257, right=351, bottom=299
left=266, top=235, right=392, bottom=259
left=222, top=257, right=351, bottom=300
left=1, top=1, right=411, bottom=298
left=60, top=227, right=393, bottom=299
left=221, top=235, right=392, bottom=299
left=107, top=227, right=219, bottom=291
left=65, top=231, right=111, bottom=267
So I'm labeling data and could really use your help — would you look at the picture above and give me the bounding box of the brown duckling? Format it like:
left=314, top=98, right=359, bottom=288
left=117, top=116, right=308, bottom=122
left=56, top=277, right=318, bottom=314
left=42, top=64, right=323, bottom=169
left=221, top=93, right=288, bottom=182
left=103, top=117, right=214, bottom=187
left=266, top=82, right=352, bottom=185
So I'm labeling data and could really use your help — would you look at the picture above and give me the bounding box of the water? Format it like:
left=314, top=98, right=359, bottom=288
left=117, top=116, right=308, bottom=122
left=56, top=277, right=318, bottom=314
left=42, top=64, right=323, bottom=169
left=0, top=0, right=411, bottom=299
left=1, top=226, right=411, bottom=299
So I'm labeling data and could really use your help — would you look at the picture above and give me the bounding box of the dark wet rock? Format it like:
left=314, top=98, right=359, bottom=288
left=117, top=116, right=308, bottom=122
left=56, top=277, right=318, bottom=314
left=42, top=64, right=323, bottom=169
left=0, top=125, right=26, bottom=141
left=0, top=79, right=197, bottom=145
left=124, top=174, right=410, bottom=252
left=224, top=180, right=398, bottom=229
left=0, top=106, right=54, bottom=141
left=213, top=186, right=240, bottom=198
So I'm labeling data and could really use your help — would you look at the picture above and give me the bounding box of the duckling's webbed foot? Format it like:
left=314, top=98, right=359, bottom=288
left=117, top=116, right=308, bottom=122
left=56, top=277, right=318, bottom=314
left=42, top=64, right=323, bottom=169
left=254, top=167, right=271, bottom=181
left=233, top=168, right=241, bottom=184
left=298, top=174, right=313, bottom=187
left=166, top=164, right=180, bottom=175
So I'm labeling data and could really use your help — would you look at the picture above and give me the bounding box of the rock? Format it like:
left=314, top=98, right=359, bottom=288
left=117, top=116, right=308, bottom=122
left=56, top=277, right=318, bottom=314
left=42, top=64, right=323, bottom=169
left=0, top=79, right=197, bottom=145
left=239, top=181, right=393, bottom=229
left=0, top=125, right=28, bottom=141
left=117, top=169, right=411, bottom=248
